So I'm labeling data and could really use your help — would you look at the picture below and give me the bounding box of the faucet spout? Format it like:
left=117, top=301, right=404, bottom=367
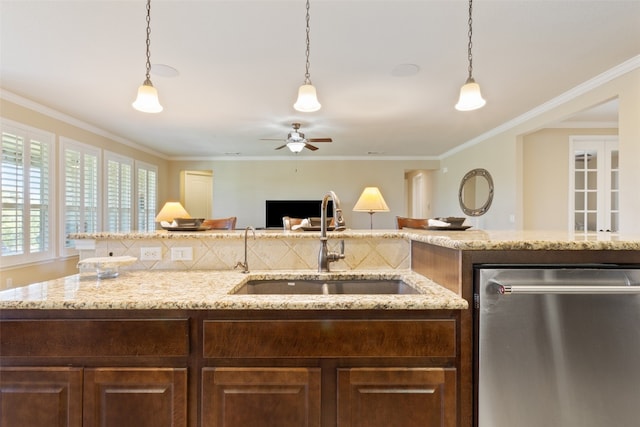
left=235, top=226, right=255, bottom=273
left=318, top=191, right=346, bottom=272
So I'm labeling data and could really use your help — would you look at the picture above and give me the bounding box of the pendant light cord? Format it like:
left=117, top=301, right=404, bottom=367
left=303, top=0, right=312, bottom=85
left=144, top=0, right=152, bottom=84
left=466, top=0, right=474, bottom=80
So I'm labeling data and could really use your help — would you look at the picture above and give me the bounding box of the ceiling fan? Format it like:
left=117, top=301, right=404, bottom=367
left=261, top=123, right=332, bottom=152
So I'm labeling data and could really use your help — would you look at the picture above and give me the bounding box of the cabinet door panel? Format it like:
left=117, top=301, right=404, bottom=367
left=337, top=368, right=456, bottom=427
left=83, top=368, right=187, bottom=427
left=0, top=367, right=83, bottom=427
left=202, top=367, right=321, bottom=427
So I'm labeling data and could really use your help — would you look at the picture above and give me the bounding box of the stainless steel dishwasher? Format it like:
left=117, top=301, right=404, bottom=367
left=475, top=265, right=640, bottom=427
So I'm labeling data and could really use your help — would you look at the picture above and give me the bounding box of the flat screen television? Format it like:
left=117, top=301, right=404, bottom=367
left=265, top=200, right=333, bottom=228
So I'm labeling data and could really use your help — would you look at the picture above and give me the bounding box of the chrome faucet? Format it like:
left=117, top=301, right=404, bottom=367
left=235, top=226, right=255, bottom=273
left=318, top=191, right=346, bottom=272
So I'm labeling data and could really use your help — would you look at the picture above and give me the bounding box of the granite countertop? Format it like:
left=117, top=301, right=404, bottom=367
left=69, top=229, right=640, bottom=251
left=0, top=270, right=468, bottom=311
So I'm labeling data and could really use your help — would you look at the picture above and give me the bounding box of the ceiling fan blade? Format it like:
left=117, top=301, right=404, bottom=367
left=260, top=138, right=285, bottom=141
left=274, top=144, right=287, bottom=150
left=304, top=143, right=319, bottom=151
left=307, top=138, right=332, bottom=143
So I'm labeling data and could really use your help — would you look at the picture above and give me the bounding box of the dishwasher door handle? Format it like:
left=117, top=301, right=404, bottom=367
left=496, top=284, right=640, bottom=295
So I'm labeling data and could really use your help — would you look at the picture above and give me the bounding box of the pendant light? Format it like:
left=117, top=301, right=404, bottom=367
left=293, top=0, right=321, bottom=112
left=132, top=0, right=163, bottom=113
left=455, top=0, right=486, bottom=111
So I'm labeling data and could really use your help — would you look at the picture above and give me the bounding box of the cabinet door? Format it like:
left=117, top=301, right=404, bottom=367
left=0, top=367, right=83, bottom=427
left=83, top=368, right=187, bottom=427
left=337, top=368, right=456, bottom=427
left=202, top=367, right=321, bottom=427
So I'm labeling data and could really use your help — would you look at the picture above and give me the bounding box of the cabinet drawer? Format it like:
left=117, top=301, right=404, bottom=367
left=203, top=319, right=455, bottom=358
left=0, top=319, right=189, bottom=358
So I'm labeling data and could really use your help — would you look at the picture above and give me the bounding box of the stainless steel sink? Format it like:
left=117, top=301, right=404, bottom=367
left=232, top=279, right=420, bottom=295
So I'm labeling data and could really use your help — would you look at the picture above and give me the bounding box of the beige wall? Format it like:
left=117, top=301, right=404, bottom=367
left=0, top=98, right=171, bottom=288
left=436, top=67, right=640, bottom=233
left=522, top=128, right=617, bottom=231
left=168, top=159, right=439, bottom=230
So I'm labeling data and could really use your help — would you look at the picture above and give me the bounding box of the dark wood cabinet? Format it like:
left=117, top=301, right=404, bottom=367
left=1, top=309, right=463, bottom=427
left=83, top=368, right=187, bottom=427
left=0, top=367, right=186, bottom=427
left=202, top=317, right=459, bottom=426
left=201, top=367, right=321, bottom=427
left=0, top=367, right=83, bottom=427
left=337, top=367, right=457, bottom=427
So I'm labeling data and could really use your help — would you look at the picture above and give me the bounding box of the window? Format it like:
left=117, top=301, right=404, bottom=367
left=1, top=121, right=54, bottom=266
left=136, top=161, right=158, bottom=232
left=60, top=138, right=100, bottom=254
left=105, top=152, right=133, bottom=232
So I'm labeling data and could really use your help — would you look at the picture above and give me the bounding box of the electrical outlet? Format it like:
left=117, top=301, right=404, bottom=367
left=140, top=247, right=162, bottom=261
left=171, top=247, right=193, bottom=261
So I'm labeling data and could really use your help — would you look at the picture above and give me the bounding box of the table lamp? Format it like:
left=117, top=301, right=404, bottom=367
left=155, top=202, right=190, bottom=227
left=353, top=187, right=390, bottom=229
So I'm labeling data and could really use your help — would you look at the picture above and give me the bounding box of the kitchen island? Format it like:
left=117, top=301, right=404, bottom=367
left=2, top=229, right=639, bottom=427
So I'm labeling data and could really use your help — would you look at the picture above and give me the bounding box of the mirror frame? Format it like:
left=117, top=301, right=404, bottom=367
left=458, top=168, right=494, bottom=216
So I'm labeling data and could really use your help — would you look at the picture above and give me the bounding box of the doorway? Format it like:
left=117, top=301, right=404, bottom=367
left=180, top=170, right=213, bottom=218
left=404, top=170, right=432, bottom=219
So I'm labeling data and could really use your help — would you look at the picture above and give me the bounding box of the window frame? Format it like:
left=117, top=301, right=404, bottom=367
left=59, top=137, right=101, bottom=257
left=135, top=160, right=159, bottom=232
left=104, top=150, right=134, bottom=233
left=1, top=119, right=56, bottom=268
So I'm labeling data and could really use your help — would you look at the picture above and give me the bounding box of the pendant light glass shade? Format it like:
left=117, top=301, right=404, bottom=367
left=293, top=0, right=321, bottom=113
left=132, top=0, right=163, bottom=113
left=455, top=0, right=486, bottom=112
left=455, top=77, right=486, bottom=111
left=133, top=79, right=163, bottom=113
left=286, top=141, right=306, bottom=153
left=294, top=83, right=321, bottom=112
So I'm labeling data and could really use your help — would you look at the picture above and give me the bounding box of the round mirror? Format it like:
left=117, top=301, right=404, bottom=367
left=459, top=168, right=494, bottom=216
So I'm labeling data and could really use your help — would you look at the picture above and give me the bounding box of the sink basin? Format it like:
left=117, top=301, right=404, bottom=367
left=232, top=279, right=420, bottom=295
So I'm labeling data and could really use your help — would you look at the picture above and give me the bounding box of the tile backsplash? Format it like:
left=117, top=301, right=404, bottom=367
left=79, top=236, right=410, bottom=272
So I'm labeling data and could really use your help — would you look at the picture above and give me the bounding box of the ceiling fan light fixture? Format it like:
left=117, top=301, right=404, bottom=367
left=288, top=130, right=305, bottom=142
left=287, top=141, right=307, bottom=153
left=294, top=83, right=321, bottom=112
left=132, top=0, right=163, bottom=114
left=132, top=79, right=163, bottom=113
left=455, top=77, right=486, bottom=111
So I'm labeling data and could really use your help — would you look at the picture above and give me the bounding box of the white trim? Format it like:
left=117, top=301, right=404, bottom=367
left=104, top=150, right=134, bottom=233
left=1, top=89, right=169, bottom=160
left=134, top=160, right=159, bottom=232
left=59, top=137, right=102, bottom=257
left=440, top=55, right=639, bottom=159
left=546, top=121, right=618, bottom=129
left=170, top=155, right=440, bottom=161
left=0, top=121, right=56, bottom=268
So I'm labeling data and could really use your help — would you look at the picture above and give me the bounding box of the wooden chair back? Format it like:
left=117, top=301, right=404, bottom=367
left=396, top=216, right=428, bottom=230
left=203, top=217, right=237, bottom=230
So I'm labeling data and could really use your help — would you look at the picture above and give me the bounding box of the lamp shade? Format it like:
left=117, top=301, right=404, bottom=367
left=353, top=187, right=390, bottom=213
left=293, top=83, right=321, bottom=112
left=155, top=201, right=190, bottom=223
left=132, top=81, right=163, bottom=113
left=455, top=78, right=486, bottom=111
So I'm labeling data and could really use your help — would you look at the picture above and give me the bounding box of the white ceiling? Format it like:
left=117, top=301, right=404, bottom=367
left=1, top=0, right=639, bottom=159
